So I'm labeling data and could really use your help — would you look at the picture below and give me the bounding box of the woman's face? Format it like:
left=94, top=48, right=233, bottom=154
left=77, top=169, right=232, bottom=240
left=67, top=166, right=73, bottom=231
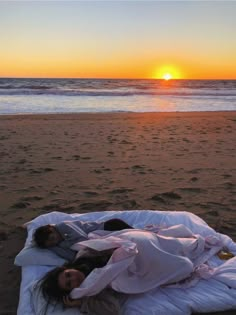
left=58, top=268, right=85, bottom=292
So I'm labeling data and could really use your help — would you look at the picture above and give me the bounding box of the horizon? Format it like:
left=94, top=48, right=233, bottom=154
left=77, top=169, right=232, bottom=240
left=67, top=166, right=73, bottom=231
left=1, top=77, right=236, bottom=81
left=1, top=1, right=236, bottom=80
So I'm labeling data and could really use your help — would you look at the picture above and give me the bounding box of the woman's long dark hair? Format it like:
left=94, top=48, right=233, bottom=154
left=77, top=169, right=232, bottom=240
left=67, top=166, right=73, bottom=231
left=40, top=259, right=90, bottom=302
left=41, top=265, right=69, bottom=302
left=40, top=252, right=112, bottom=303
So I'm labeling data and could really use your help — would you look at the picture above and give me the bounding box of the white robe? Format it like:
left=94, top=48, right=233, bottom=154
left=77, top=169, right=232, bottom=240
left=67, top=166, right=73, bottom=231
left=70, top=225, right=224, bottom=299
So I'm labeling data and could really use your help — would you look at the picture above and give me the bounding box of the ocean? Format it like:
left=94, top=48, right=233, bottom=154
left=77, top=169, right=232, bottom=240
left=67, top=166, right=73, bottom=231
left=0, top=78, right=236, bottom=114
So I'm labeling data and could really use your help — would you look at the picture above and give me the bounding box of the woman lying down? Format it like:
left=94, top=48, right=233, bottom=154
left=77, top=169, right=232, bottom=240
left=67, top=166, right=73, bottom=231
left=40, top=224, right=236, bottom=315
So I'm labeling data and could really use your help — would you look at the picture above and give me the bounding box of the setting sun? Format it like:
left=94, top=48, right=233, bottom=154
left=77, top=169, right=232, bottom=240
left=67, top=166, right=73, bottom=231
left=152, top=65, right=182, bottom=80
left=163, top=73, right=172, bottom=80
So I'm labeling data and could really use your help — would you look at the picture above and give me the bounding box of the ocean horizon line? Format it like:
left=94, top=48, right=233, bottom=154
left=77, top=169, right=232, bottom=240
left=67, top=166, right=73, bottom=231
left=1, top=109, right=236, bottom=117
left=1, top=77, right=236, bottom=81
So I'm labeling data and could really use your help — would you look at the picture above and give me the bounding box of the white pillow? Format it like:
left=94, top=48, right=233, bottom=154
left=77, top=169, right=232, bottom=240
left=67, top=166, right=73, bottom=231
left=15, top=245, right=66, bottom=267
left=15, top=211, right=75, bottom=267
left=31, top=281, right=81, bottom=315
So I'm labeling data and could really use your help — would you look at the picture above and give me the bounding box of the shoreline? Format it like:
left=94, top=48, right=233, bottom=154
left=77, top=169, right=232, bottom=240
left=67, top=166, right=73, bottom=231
left=0, top=111, right=236, bottom=314
left=0, top=109, right=236, bottom=118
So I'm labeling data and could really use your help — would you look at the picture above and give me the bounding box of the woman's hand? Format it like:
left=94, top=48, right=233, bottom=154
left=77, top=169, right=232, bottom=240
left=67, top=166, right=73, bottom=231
left=63, top=295, right=82, bottom=307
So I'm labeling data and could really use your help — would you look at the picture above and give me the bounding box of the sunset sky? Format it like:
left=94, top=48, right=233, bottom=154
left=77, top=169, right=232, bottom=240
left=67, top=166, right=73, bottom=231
left=0, top=1, right=236, bottom=79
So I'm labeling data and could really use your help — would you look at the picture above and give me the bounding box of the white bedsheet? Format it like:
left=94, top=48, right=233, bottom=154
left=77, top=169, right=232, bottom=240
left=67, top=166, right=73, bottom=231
left=16, top=210, right=236, bottom=315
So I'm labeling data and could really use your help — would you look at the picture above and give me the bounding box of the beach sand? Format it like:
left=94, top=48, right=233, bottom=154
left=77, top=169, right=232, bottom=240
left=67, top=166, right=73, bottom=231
left=0, top=112, right=236, bottom=314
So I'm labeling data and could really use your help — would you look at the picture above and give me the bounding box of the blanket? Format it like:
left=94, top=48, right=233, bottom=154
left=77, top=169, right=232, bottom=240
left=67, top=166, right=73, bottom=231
left=70, top=225, right=224, bottom=298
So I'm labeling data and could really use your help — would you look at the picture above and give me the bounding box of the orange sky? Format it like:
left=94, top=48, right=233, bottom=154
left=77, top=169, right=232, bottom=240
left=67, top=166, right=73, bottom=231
left=1, top=2, right=236, bottom=79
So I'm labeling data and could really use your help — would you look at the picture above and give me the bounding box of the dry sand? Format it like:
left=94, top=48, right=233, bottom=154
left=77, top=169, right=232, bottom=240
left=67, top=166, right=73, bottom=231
left=0, top=112, right=236, bottom=315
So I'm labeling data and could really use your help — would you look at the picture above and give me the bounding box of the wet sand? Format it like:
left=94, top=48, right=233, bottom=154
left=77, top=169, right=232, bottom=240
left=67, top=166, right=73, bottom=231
left=0, top=112, right=236, bottom=314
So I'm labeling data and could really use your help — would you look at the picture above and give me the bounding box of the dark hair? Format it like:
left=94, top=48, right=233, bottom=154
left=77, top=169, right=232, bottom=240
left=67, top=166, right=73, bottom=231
left=34, top=225, right=53, bottom=248
left=40, top=254, right=110, bottom=303
left=104, top=218, right=133, bottom=231
left=41, top=265, right=69, bottom=302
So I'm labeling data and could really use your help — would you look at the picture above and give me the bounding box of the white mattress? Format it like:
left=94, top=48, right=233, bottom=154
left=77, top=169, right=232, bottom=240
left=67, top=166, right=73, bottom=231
left=16, top=210, right=236, bottom=315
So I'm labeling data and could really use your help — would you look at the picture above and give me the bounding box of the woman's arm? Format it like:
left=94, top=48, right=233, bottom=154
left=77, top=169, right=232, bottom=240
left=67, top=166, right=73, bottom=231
left=63, top=295, right=82, bottom=307
left=79, top=289, right=123, bottom=315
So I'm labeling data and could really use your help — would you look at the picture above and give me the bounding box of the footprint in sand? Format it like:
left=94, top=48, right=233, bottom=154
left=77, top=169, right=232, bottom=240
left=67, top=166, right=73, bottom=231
left=120, top=199, right=139, bottom=209
left=178, top=187, right=205, bottom=193
left=107, top=151, right=114, bottom=156
left=11, top=201, right=31, bottom=209
left=161, top=191, right=182, bottom=199
left=223, top=174, right=232, bottom=178
left=83, top=191, right=99, bottom=196
left=21, top=196, right=43, bottom=202
left=150, top=195, right=167, bottom=204
left=30, top=167, right=55, bottom=174
left=119, top=140, right=132, bottom=144
left=42, top=204, right=75, bottom=212
left=190, top=177, right=198, bottom=182
left=150, top=191, right=182, bottom=204
left=109, top=188, right=134, bottom=194
left=92, top=169, right=103, bottom=174
left=206, top=210, right=219, bottom=216
left=223, top=181, right=235, bottom=190
left=17, top=159, right=27, bottom=164
left=187, top=169, right=201, bottom=174
left=0, top=231, right=8, bottom=241
left=131, top=165, right=146, bottom=171
left=79, top=201, right=112, bottom=211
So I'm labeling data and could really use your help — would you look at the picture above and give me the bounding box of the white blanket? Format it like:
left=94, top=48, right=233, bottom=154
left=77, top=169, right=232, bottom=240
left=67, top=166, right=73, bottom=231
left=15, top=210, right=236, bottom=315
left=71, top=226, right=225, bottom=298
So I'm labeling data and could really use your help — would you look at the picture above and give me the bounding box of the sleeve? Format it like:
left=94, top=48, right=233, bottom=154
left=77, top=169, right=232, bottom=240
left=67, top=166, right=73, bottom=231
left=79, top=289, right=123, bottom=315
left=74, top=220, right=105, bottom=234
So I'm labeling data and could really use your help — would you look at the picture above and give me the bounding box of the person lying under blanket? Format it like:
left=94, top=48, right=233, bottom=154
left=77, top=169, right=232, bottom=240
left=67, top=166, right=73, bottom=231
left=33, top=218, right=132, bottom=261
left=39, top=224, right=236, bottom=315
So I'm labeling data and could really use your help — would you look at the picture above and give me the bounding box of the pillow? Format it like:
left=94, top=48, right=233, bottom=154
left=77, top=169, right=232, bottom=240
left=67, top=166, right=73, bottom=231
left=14, top=244, right=66, bottom=267
left=31, top=281, right=81, bottom=315
left=16, top=211, right=74, bottom=267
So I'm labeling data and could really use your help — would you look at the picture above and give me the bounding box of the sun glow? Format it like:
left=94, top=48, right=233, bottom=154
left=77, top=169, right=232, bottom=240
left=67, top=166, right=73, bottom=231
left=152, top=65, right=182, bottom=80
left=163, top=73, right=172, bottom=80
